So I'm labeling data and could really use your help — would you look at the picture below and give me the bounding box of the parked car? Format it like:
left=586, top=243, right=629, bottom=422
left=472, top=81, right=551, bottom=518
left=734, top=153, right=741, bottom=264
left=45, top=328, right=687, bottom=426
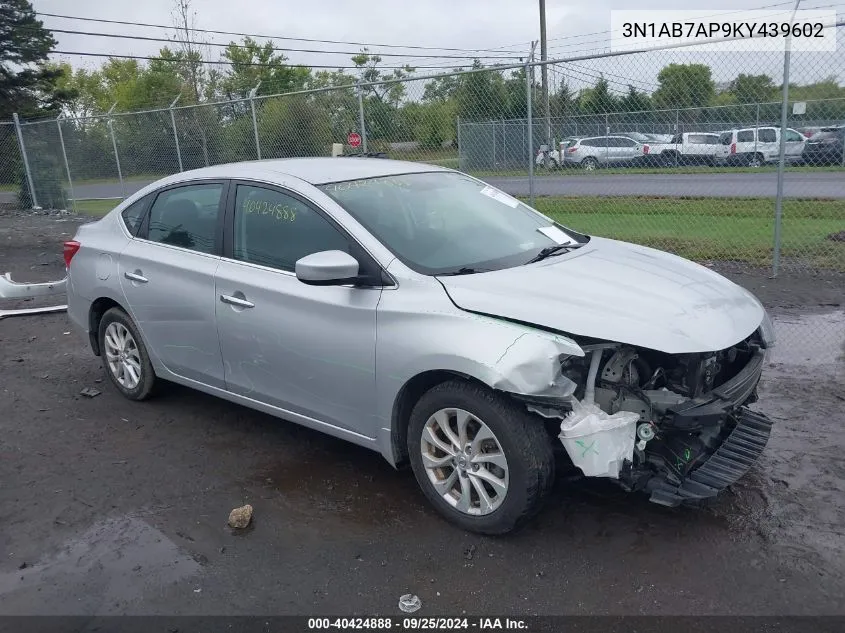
left=534, top=137, right=579, bottom=168
left=646, top=132, right=723, bottom=166
left=801, top=126, right=845, bottom=165
left=64, top=158, right=775, bottom=534
left=618, top=131, right=660, bottom=144
left=717, top=127, right=806, bottom=166
left=561, top=135, right=650, bottom=170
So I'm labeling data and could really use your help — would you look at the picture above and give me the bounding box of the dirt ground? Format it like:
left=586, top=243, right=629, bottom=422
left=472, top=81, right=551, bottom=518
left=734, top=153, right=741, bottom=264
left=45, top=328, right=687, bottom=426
left=1, top=212, right=844, bottom=616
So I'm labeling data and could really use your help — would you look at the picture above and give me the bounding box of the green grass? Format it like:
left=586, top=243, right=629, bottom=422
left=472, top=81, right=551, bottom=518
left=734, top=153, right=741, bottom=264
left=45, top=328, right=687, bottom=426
left=72, top=194, right=845, bottom=272
left=528, top=196, right=845, bottom=271
left=73, top=198, right=119, bottom=216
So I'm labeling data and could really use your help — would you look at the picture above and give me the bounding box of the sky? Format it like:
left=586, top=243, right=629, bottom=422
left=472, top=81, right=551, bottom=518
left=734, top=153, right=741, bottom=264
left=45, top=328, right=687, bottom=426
left=31, top=0, right=845, bottom=97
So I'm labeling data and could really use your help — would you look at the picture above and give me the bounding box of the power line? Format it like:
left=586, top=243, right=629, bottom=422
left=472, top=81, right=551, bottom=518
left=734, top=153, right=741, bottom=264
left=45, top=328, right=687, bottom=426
left=38, top=11, right=513, bottom=55
left=49, top=50, right=487, bottom=70
left=41, top=27, right=521, bottom=60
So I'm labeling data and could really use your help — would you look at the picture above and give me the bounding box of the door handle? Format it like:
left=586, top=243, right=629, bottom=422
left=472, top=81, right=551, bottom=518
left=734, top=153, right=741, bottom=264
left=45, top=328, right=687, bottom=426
left=220, top=294, right=254, bottom=309
left=124, top=271, right=148, bottom=283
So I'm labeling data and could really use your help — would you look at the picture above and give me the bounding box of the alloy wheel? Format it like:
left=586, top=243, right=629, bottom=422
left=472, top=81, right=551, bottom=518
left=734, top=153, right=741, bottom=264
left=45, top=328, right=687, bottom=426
left=104, top=322, right=142, bottom=389
left=420, top=408, right=509, bottom=516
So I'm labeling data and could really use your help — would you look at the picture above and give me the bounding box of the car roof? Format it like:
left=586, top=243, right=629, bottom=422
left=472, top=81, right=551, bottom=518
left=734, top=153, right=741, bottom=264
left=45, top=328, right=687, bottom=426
left=154, top=157, right=449, bottom=187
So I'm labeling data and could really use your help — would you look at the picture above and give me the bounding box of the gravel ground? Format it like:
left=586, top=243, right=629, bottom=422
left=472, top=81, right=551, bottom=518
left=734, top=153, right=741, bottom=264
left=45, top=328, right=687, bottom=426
left=1, top=213, right=844, bottom=616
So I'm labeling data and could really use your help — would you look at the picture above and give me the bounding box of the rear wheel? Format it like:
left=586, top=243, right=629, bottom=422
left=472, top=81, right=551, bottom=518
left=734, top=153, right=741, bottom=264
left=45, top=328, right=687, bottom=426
left=748, top=153, right=765, bottom=168
left=98, top=307, right=157, bottom=401
left=407, top=380, right=555, bottom=534
left=581, top=157, right=599, bottom=171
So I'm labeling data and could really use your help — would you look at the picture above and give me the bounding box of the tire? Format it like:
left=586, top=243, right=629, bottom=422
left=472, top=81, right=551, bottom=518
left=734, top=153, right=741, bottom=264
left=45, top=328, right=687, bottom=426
left=407, top=380, right=555, bottom=535
left=98, top=307, right=157, bottom=401
left=581, top=157, right=598, bottom=171
left=748, top=153, right=765, bottom=168
left=661, top=152, right=678, bottom=167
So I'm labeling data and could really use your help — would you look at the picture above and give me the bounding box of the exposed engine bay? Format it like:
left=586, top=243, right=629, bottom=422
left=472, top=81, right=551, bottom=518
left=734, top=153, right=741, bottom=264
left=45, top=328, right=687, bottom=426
left=522, top=327, right=773, bottom=507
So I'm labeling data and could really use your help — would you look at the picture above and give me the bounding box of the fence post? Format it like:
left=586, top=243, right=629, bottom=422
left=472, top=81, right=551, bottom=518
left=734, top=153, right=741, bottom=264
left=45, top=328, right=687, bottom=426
left=170, top=94, right=183, bottom=172
left=754, top=103, right=760, bottom=158
left=456, top=115, right=462, bottom=171
left=357, top=83, right=368, bottom=153
left=12, top=113, right=37, bottom=209
left=773, top=0, right=801, bottom=278
left=56, top=113, right=75, bottom=213
left=249, top=82, right=262, bottom=160
left=106, top=103, right=126, bottom=199
left=526, top=51, right=536, bottom=205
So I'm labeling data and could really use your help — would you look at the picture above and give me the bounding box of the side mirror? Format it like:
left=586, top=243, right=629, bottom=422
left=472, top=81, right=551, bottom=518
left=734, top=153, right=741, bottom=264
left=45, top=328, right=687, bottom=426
left=295, top=250, right=360, bottom=286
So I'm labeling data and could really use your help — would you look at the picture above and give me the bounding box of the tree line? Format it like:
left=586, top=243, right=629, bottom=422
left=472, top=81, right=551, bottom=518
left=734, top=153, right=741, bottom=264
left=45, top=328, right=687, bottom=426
left=2, top=0, right=844, bottom=206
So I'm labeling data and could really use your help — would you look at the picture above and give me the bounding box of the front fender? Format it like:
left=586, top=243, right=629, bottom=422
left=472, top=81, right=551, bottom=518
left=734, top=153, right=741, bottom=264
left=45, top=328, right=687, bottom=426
left=374, top=277, right=583, bottom=464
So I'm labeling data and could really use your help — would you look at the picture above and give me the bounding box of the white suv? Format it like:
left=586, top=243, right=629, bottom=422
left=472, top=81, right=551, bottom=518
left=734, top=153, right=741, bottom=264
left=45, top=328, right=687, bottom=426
left=718, top=127, right=807, bottom=166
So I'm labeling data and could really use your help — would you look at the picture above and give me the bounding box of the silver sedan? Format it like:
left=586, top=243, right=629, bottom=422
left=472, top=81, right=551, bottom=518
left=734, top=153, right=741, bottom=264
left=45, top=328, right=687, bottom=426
left=65, top=158, right=774, bottom=534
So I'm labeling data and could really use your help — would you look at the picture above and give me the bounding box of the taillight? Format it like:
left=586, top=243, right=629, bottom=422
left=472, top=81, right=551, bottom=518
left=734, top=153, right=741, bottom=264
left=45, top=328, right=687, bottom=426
left=730, top=143, right=736, bottom=154
left=643, top=144, right=650, bottom=154
left=63, top=241, right=80, bottom=269
left=567, top=146, right=578, bottom=153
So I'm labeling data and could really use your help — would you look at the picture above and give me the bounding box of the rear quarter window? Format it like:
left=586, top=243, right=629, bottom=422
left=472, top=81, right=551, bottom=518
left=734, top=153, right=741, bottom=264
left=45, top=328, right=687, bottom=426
left=120, top=196, right=150, bottom=236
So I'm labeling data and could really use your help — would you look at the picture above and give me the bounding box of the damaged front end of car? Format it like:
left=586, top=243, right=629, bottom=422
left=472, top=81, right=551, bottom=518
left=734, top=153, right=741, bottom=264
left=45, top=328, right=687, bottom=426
left=507, top=314, right=776, bottom=508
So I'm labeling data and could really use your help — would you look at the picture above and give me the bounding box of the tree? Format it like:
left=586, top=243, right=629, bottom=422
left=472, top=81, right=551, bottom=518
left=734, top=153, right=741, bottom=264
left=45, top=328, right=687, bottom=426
left=454, top=61, right=506, bottom=121
left=578, top=76, right=619, bottom=114
left=0, top=0, right=73, bottom=118
left=549, top=81, right=574, bottom=119
left=352, top=49, right=414, bottom=107
left=423, top=73, right=461, bottom=103
left=652, top=63, right=715, bottom=110
left=728, top=74, right=775, bottom=104
left=219, top=37, right=310, bottom=99
left=619, top=85, right=651, bottom=112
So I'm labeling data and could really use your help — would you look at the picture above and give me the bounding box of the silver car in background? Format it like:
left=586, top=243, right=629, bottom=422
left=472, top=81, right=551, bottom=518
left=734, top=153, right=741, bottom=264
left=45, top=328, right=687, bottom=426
left=65, top=158, right=775, bottom=534
left=562, top=135, right=650, bottom=169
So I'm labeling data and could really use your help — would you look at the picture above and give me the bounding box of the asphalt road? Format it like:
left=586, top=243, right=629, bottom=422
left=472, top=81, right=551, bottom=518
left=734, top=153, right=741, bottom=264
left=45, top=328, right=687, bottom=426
left=1, top=214, right=845, bottom=619
left=2, top=171, right=843, bottom=206
left=484, top=171, right=845, bottom=198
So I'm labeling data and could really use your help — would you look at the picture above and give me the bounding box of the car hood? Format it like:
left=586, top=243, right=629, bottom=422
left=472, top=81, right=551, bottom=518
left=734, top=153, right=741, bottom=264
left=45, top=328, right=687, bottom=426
left=437, top=237, right=764, bottom=354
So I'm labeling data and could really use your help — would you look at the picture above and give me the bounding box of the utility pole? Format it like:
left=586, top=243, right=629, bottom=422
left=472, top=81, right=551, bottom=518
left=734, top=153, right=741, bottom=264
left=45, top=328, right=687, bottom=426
left=539, top=0, right=551, bottom=169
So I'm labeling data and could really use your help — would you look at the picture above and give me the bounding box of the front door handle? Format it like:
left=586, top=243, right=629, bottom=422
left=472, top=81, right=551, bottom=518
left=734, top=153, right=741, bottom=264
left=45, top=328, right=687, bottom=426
left=124, top=271, right=148, bottom=283
left=220, top=294, right=255, bottom=309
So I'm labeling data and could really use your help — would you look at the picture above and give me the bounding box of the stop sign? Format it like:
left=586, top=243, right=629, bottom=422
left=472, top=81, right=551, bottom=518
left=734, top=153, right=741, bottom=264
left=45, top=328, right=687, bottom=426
left=347, top=132, right=362, bottom=148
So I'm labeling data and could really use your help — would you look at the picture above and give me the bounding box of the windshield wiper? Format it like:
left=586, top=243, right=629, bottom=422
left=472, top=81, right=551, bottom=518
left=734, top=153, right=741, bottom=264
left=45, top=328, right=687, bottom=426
left=438, top=267, right=490, bottom=276
left=524, top=243, right=581, bottom=265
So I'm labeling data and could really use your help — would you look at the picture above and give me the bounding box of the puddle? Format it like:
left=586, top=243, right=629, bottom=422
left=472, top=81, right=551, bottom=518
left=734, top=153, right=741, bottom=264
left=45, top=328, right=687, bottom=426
left=0, top=516, right=200, bottom=615
left=768, top=310, right=845, bottom=368
left=254, top=446, right=425, bottom=529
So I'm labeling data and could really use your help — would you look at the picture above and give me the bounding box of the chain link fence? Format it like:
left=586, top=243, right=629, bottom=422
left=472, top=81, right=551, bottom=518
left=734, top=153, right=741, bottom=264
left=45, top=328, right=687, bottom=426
left=3, top=27, right=843, bottom=291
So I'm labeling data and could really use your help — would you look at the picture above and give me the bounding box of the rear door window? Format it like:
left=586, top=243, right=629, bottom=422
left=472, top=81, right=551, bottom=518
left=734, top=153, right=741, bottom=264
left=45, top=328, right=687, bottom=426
left=737, top=130, right=755, bottom=143
left=145, top=183, right=225, bottom=254
left=719, top=132, right=733, bottom=145
left=758, top=129, right=777, bottom=143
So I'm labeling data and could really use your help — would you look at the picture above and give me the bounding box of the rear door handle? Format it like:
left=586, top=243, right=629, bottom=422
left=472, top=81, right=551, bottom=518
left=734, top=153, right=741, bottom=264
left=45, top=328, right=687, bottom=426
left=220, top=294, right=254, bottom=309
left=124, top=271, right=148, bottom=283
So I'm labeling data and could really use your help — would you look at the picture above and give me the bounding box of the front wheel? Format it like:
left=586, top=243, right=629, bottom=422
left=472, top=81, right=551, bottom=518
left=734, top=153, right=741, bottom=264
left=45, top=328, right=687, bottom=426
left=407, top=380, right=555, bottom=534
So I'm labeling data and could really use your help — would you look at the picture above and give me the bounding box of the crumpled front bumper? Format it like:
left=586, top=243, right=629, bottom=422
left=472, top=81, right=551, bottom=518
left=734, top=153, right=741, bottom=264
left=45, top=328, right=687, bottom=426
left=645, top=348, right=773, bottom=507
left=647, top=407, right=773, bottom=506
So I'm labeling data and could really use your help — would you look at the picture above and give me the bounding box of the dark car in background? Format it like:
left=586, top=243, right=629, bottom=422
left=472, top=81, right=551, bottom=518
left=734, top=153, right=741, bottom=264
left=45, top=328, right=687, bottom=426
left=801, top=127, right=845, bottom=165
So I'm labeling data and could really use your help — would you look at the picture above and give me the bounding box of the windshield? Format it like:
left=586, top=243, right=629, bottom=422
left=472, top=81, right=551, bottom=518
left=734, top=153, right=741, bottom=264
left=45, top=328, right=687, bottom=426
left=319, top=172, right=586, bottom=275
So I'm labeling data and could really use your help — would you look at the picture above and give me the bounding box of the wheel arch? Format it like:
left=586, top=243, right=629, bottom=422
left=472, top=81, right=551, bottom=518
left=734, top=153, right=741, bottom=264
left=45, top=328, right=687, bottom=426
left=88, top=296, right=127, bottom=356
